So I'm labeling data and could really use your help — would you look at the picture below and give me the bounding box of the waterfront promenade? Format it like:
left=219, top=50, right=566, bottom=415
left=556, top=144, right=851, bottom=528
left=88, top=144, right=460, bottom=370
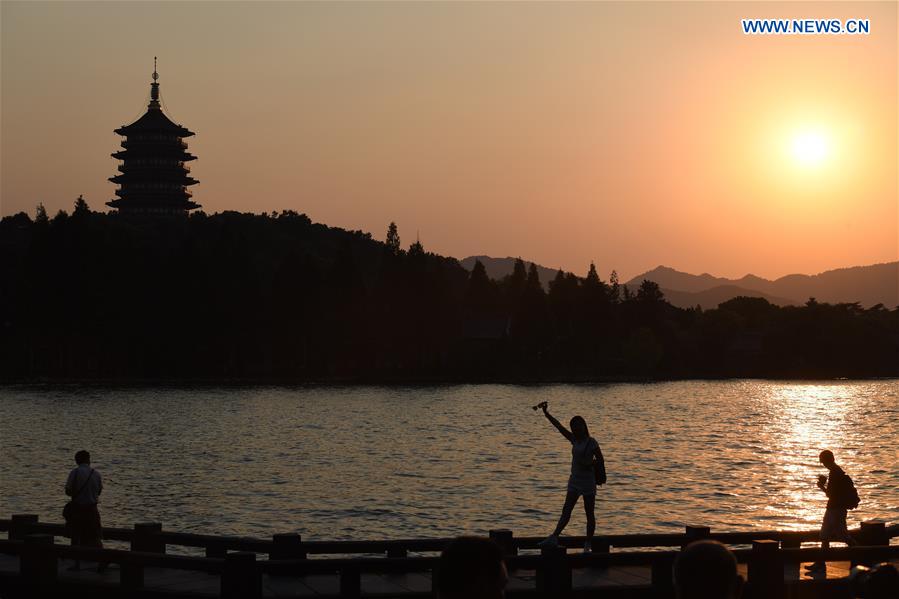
left=1, top=515, right=897, bottom=598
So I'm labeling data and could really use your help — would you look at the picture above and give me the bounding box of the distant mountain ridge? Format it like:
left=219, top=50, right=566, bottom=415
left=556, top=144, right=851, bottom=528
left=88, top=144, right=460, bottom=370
left=626, top=263, right=898, bottom=309
left=460, top=256, right=898, bottom=309
left=460, top=256, right=560, bottom=289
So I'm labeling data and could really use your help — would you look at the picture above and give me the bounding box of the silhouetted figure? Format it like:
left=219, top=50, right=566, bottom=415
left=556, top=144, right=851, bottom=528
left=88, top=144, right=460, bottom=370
left=806, top=449, right=858, bottom=573
left=674, top=540, right=743, bottom=599
left=536, top=401, right=605, bottom=552
left=436, top=537, right=508, bottom=599
left=64, top=450, right=105, bottom=572
left=849, top=563, right=899, bottom=599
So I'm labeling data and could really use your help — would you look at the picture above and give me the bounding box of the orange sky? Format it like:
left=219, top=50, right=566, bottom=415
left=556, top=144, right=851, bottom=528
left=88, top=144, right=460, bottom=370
left=1, top=1, right=896, bottom=281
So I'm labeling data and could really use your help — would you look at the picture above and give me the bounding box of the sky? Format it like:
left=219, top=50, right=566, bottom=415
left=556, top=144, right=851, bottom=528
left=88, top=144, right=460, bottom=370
left=1, top=1, right=896, bottom=281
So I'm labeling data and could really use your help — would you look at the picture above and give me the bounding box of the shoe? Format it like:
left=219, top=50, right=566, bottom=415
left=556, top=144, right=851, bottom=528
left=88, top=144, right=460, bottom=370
left=538, top=535, right=559, bottom=548
left=805, top=562, right=826, bottom=572
left=583, top=541, right=592, bottom=554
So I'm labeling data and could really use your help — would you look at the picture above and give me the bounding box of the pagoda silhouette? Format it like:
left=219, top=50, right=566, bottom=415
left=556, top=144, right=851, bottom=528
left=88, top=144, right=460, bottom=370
left=107, top=59, right=200, bottom=215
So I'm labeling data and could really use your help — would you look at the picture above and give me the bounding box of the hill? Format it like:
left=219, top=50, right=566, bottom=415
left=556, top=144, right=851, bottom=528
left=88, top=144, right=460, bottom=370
left=627, top=263, right=898, bottom=308
left=2, top=209, right=896, bottom=382
left=643, top=284, right=798, bottom=310
left=461, top=256, right=896, bottom=309
left=460, top=256, right=560, bottom=289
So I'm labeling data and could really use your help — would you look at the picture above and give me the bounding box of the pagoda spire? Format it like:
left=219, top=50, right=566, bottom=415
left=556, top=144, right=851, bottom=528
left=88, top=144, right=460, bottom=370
left=149, top=56, right=160, bottom=110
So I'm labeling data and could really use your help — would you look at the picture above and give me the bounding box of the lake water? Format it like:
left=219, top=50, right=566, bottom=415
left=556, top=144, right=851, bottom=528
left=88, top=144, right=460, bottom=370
left=2, top=381, right=897, bottom=543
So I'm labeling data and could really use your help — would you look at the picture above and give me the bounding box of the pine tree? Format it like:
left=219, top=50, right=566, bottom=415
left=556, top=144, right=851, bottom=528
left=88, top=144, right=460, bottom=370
left=609, top=270, right=620, bottom=303
left=549, top=269, right=566, bottom=296
left=465, top=260, right=498, bottom=315
left=386, top=222, right=401, bottom=256
left=526, top=263, right=542, bottom=293
left=73, top=195, right=90, bottom=216
left=408, top=239, right=424, bottom=257
left=584, top=262, right=601, bottom=287
left=34, top=203, right=49, bottom=225
left=636, top=280, right=665, bottom=303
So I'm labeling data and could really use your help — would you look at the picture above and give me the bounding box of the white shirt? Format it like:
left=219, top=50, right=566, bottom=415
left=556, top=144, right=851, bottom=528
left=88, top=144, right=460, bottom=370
left=65, top=464, right=103, bottom=505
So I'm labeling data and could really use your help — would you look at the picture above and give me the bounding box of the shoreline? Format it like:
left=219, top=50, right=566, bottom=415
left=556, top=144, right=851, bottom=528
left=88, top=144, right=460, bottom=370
left=1, top=375, right=897, bottom=388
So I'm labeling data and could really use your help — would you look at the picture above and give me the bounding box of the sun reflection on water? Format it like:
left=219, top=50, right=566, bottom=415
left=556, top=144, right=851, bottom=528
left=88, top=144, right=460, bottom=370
left=761, top=383, right=864, bottom=532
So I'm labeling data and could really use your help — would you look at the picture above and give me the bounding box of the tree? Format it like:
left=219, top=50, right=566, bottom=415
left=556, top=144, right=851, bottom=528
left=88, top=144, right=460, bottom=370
left=636, top=280, right=665, bottom=304
left=469, top=259, right=490, bottom=290
left=504, top=257, right=527, bottom=298
left=465, top=259, right=499, bottom=315
left=609, top=270, right=620, bottom=303
left=34, top=203, right=49, bottom=225
left=584, top=262, right=601, bottom=287
left=385, top=222, right=401, bottom=256
left=73, top=195, right=90, bottom=216
left=408, top=238, right=424, bottom=257
left=511, top=258, right=527, bottom=283
left=525, top=263, right=542, bottom=294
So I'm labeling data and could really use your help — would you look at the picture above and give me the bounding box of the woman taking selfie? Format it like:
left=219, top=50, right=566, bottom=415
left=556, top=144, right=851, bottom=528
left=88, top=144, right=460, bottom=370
left=535, top=401, right=605, bottom=552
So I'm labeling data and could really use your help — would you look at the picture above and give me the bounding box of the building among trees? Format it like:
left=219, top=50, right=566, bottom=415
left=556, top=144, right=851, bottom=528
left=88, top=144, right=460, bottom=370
left=107, top=59, right=200, bottom=215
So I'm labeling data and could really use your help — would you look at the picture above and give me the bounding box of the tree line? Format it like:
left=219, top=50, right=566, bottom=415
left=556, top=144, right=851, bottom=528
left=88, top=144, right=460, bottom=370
left=1, top=199, right=897, bottom=382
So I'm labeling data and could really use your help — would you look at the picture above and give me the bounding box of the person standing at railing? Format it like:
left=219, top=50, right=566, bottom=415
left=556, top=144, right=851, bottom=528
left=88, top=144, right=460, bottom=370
left=535, top=401, right=606, bottom=553
left=64, top=449, right=106, bottom=572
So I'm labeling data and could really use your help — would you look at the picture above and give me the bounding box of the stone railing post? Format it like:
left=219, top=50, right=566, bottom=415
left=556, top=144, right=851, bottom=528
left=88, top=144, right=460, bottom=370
left=748, top=540, right=783, bottom=598
left=650, top=553, right=675, bottom=598
left=22, top=534, right=56, bottom=596
left=222, top=551, right=261, bottom=599
left=339, top=564, right=362, bottom=598
left=536, top=545, right=570, bottom=595
left=132, top=522, right=165, bottom=553
left=271, top=533, right=305, bottom=560
left=10, top=514, right=39, bottom=541
left=489, top=529, right=516, bottom=556
left=682, top=525, right=710, bottom=550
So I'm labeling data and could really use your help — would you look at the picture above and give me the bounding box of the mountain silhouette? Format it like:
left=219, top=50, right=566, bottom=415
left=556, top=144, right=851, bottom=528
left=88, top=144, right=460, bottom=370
left=461, top=257, right=898, bottom=309
left=460, top=256, right=560, bottom=290
left=648, top=285, right=797, bottom=310
left=626, top=262, right=898, bottom=308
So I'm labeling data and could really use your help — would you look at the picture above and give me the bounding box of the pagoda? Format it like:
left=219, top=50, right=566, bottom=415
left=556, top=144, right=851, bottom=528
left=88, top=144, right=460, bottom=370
left=107, top=59, right=200, bottom=215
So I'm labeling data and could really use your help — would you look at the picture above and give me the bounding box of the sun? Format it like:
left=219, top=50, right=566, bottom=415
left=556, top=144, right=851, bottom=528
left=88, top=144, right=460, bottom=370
left=791, top=130, right=830, bottom=167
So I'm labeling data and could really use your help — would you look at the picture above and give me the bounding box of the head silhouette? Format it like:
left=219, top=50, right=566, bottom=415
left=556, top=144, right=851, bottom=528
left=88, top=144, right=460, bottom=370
left=850, top=562, right=899, bottom=599
left=75, top=450, right=91, bottom=465
left=436, top=537, right=507, bottom=599
left=675, top=540, right=743, bottom=599
left=569, top=416, right=589, bottom=440
left=819, top=450, right=835, bottom=468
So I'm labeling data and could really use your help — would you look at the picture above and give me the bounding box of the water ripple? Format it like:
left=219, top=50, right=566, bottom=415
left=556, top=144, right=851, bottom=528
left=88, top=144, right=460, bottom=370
left=1, top=380, right=897, bottom=540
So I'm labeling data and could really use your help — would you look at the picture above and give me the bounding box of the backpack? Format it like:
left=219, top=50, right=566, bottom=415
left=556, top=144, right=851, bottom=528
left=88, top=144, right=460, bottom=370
left=590, top=440, right=607, bottom=486
left=835, top=472, right=860, bottom=510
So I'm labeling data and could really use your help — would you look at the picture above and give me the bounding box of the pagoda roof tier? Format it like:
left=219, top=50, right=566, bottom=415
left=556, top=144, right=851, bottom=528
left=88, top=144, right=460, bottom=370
left=111, top=189, right=196, bottom=200
left=114, top=147, right=197, bottom=159
left=115, top=108, right=194, bottom=138
left=106, top=197, right=201, bottom=212
left=111, top=188, right=196, bottom=201
left=112, top=151, right=198, bottom=162
left=108, top=173, right=198, bottom=185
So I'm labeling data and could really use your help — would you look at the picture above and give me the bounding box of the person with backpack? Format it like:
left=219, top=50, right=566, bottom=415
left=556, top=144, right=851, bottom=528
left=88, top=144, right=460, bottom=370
left=535, top=401, right=606, bottom=553
left=806, top=449, right=859, bottom=574
left=64, top=449, right=106, bottom=572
